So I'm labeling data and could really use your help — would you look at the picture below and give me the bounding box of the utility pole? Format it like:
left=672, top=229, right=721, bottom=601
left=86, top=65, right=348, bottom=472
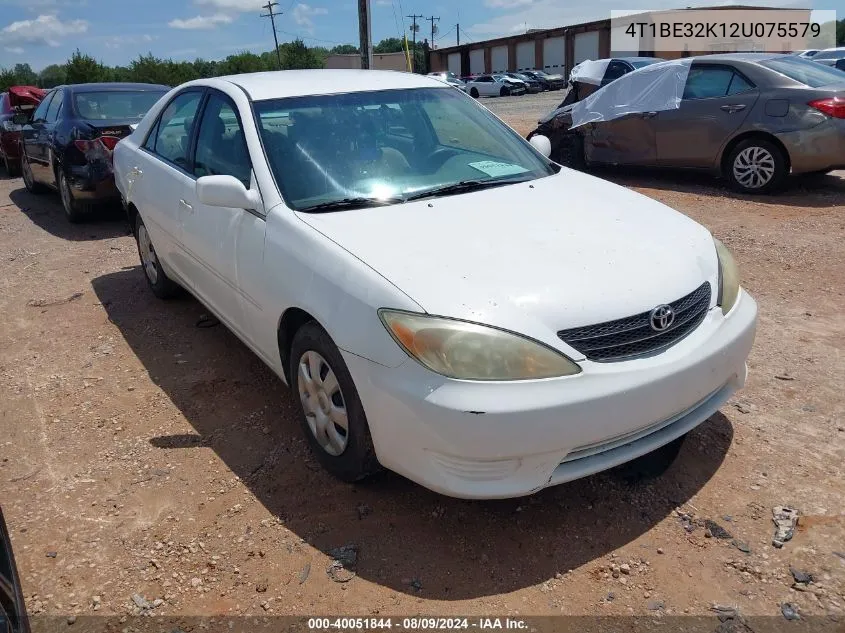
left=456, top=23, right=460, bottom=46
left=260, top=1, right=282, bottom=70
left=407, top=13, right=423, bottom=72
left=426, top=15, right=440, bottom=49
left=358, top=0, right=373, bottom=69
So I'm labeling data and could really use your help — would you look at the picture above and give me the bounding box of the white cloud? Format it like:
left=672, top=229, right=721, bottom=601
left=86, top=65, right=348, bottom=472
left=194, top=0, right=263, bottom=10
left=485, top=0, right=533, bottom=8
left=291, top=3, right=327, bottom=32
left=291, top=3, right=327, bottom=33
left=0, top=13, right=87, bottom=47
left=169, top=13, right=233, bottom=30
left=374, top=0, right=392, bottom=5
left=102, top=33, right=156, bottom=49
left=4, top=45, right=25, bottom=54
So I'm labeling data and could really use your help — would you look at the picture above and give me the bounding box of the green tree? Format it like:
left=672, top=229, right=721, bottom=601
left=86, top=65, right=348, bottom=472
left=39, top=64, right=67, bottom=88
left=374, top=37, right=405, bottom=53
left=13, top=63, right=37, bottom=85
left=281, top=39, right=324, bottom=69
left=64, top=49, right=110, bottom=84
left=330, top=44, right=359, bottom=54
left=219, top=51, right=268, bottom=75
left=837, top=18, right=844, bottom=45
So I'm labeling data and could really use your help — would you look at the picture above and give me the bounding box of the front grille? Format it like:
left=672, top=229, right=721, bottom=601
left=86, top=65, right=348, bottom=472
left=557, top=282, right=711, bottom=362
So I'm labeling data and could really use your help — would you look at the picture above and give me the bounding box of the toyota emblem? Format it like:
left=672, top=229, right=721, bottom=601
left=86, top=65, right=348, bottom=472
left=649, top=304, right=675, bottom=331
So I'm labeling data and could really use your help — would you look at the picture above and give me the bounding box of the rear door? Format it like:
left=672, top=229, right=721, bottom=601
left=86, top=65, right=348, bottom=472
left=652, top=64, right=758, bottom=169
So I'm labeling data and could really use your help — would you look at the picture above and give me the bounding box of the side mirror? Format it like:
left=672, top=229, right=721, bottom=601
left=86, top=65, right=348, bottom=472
left=529, top=134, right=552, bottom=158
left=0, top=507, right=31, bottom=633
left=196, top=175, right=262, bottom=211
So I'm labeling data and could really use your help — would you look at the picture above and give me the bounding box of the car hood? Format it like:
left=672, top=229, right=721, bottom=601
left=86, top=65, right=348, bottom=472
left=295, top=170, right=718, bottom=351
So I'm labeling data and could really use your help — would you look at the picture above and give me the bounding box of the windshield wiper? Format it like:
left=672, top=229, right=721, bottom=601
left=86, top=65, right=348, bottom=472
left=404, top=177, right=533, bottom=201
left=298, top=196, right=404, bottom=213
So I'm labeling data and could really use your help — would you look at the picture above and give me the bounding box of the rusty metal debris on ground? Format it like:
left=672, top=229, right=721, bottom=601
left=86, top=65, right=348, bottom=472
left=772, top=506, right=799, bottom=548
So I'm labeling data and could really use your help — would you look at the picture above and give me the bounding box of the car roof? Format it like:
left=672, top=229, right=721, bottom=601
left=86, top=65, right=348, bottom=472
left=616, top=56, right=663, bottom=62
left=61, top=82, right=170, bottom=93
left=218, top=69, right=445, bottom=101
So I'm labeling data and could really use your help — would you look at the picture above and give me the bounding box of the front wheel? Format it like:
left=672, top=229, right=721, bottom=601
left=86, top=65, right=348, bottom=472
left=290, top=322, right=381, bottom=482
left=135, top=215, right=181, bottom=299
left=725, top=138, right=787, bottom=194
left=469, top=87, right=479, bottom=98
left=500, top=86, right=510, bottom=97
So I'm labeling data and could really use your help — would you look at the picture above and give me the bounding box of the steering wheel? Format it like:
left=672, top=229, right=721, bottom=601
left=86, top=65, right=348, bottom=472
left=424, top=146, right=459, bottom=170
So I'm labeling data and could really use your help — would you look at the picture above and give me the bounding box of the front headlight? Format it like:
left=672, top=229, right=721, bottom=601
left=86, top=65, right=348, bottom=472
left=379, top=310, right=581, bottom=381
left=714, top=238, right=740, bottom=315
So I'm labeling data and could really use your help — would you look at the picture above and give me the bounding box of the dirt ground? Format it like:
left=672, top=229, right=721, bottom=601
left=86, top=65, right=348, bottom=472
left=1, top=102, right=844, bottom=622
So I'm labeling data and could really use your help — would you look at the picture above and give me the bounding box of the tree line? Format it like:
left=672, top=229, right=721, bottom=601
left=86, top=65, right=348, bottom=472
left=0, top=38, right=430, bottom=92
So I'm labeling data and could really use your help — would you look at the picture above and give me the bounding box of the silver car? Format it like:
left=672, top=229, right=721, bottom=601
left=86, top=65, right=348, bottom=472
left=530, top=53, right=845, bottom=194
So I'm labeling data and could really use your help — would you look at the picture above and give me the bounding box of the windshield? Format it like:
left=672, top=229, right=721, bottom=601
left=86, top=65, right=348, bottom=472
left=254, top=87, right=556, bottom=211
left=73, top=90, right=167, bottom=121
left=758, top=56, right=845, bottom=88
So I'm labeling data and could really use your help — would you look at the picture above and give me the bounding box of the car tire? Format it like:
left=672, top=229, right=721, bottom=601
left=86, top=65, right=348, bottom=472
left=290, top=322, right=381, bottom=483
left=500, top=86, right=510, bottom=97
left=58, top=169, right=88, bottom=223
left=617, top=435, right=687, bottom=481
left=724, top=138, right=788, bottom=194
left=469, top=87, right=479, bottom=98
left=1, top=151, right=19, bottom=177
left=20, top=154, right=46, bottom=194
left=134, top=214, right=181, bottom=299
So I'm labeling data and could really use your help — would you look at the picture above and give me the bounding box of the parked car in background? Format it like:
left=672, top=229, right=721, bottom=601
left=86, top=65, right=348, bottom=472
left=792, top=49, right=820, bottom=58
left=427, top=71, right=467, bottom=92
left=811, top=47, right=845, bottom=67
left=506, top=72, right=543, bottom=93
left=114, top=69, right=756, bottom=499
left=529, top=54, right=845, bottom=194
left=559, top=57, right=665, bottom=107
left=466, top=74, right=526, bottom=97
left=522, top=69, right=565, bottom=90
left=20, top=82, right=169, bottom=222
left=0, top=86, right=45, bottom=177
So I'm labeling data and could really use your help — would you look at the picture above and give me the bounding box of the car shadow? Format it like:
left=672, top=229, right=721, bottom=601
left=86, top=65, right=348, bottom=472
left=91, top=266, right=734, bottom=600
left=7, top=187, right=130, bottom=241
left=590, top=166, right=845, bottom=209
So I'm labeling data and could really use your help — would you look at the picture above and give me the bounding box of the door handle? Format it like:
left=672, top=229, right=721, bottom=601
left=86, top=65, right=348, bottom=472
left=642, top=111, right=658, bottom=119
left=179, top=198, right=194, bottom=212
left=720, top=104, right=747, bottom=113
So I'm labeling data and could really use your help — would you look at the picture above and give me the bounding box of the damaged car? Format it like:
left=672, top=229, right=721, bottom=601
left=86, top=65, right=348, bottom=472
left=558, top=57, right=664, bottom=108
left=20, top=82, right=169, bottom=222
left=0, top=86, right=46, bottom=177
left=529, top=54, right=845, bottom=194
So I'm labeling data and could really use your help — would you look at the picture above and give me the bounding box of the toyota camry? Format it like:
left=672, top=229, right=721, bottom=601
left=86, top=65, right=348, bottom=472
left=114, top=70, right=757, bottom=499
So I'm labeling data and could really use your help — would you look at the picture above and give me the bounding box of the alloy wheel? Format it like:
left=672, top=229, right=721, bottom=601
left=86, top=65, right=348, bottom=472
left=21, top=158, right=33, bottom=188
left=59, top=172, right=73, bottom=213
left=297, top=350, right=349, bottom=456
left=733, top=146, right=775, bottom=190
left=137, top=224, right=159, bottom=285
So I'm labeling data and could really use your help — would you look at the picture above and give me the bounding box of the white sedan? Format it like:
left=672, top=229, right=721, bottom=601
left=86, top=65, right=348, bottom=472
left=466, top=74, right=527, bottom=98
left=114, top=70, right=757, bottom=499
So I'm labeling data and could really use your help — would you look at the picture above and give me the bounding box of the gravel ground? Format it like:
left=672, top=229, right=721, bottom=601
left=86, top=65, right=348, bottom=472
left=0, top=108, right=844, bottom=622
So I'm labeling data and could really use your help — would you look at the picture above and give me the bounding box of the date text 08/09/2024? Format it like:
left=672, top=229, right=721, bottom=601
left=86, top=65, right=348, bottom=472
left=307, top=617, right=528, bottom=630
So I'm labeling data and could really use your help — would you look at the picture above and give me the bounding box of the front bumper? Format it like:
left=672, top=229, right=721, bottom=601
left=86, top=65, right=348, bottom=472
left=344, top=291, right=757, bottom=499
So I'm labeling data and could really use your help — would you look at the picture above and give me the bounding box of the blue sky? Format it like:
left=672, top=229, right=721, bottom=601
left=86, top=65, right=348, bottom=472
left=0, top=0, right=840, bottom=70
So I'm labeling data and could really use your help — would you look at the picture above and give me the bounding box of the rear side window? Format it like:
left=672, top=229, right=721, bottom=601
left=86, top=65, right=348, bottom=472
left=193, top=93, right=251, bottom=187
left=758, top=56, right=845, bottom=88
left=145, top=91, right=203, bottom=170
left=602, top=61, right=629, bottom=85
left=683, top=66, right=755, bottom=99
left=31, top=92, right=54, bottom=122
left=45, top=90, right=63, bottom=122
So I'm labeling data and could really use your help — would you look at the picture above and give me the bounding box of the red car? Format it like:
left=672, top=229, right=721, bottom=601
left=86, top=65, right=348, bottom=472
left=0, top=85, right=46, bottom=177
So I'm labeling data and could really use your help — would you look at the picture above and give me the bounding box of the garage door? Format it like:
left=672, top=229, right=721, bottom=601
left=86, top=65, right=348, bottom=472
left=447, top=52, right=461, bottom=76
left=574, top=31, right=600, bottom=64
left=469, top=48, right=485, bottom=74
left=543, top=37, right=565, bottom=72
left=516, top=41, right=534, bottom=70
left=491, top=45, right=508, bottom=73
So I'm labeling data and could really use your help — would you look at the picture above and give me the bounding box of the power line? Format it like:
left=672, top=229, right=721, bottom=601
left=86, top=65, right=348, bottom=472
left=260, top=1, right=283, bottom=70
left=435, top=26, right=454, bottom=41
left=459, top=26, right=474, bottom=44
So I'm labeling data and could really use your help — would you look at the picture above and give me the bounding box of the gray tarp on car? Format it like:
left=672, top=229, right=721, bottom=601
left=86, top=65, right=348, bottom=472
left=570, top=58, right=693, bottom=129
